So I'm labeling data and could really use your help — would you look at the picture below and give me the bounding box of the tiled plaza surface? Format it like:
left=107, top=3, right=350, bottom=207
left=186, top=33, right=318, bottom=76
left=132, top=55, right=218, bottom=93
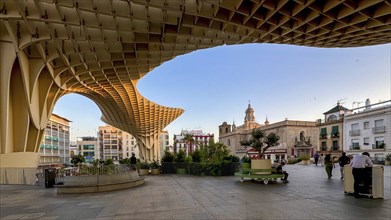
left=1, top=164, right=390, bottom=220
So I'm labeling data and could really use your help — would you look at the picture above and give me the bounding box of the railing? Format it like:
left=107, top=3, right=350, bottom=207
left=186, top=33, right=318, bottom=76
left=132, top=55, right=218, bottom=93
left=373, top=143, right=385, bottom=149
left=331, top=132, right=339, bottom=138
left=319, top=134, right=327, bottom=139
left=372, top=126, right=385, bottom=134
left=349, top=129, right=360, bottom=136
left=55, top=164, right=136, bottom=177
left=349, top=145, right=360, bottom=150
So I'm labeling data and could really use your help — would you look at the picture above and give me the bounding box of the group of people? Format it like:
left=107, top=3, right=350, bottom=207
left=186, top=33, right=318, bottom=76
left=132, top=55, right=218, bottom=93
left=313, top=152, right=351, bottom=179
left=315, top=151, right=374, bottom=198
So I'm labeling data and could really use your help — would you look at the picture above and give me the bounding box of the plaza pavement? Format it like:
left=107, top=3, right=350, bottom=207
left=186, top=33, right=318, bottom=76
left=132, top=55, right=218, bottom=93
left=0, top=164, right=390, bottom=220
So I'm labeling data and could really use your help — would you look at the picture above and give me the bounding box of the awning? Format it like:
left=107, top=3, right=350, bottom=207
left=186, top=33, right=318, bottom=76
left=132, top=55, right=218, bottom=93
left=320, top=128, right=327, bottom=135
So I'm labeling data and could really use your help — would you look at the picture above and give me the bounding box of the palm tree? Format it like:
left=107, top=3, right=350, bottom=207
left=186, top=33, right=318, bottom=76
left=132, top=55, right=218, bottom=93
left=240, top=128, right=280, bottom=159
left=184, top=134, right=194, bottom=155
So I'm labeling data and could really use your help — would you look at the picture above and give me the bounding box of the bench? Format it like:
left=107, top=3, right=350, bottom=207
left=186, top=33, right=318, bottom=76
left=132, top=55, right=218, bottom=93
left=234, top=168, right=285, bottom=184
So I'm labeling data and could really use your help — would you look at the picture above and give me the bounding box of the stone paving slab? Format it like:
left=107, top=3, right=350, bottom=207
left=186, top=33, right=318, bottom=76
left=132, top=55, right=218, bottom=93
left=1, top=164, right=390, bottom=220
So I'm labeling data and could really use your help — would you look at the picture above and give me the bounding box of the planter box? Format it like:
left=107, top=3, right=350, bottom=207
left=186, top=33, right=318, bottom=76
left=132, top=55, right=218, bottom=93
left=242, top=162, right=251, bottom=169
left=302, top=160, right=310, bottom=165
left=251, top=159, right=272, bottom=174
left=151, top=169, right=160, bottom=175
left=138, top=169, right=149, bottom=176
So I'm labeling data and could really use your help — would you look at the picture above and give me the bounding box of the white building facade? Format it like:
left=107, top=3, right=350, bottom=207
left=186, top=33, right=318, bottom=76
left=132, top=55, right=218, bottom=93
left=159, top=131, right=170, bottom=158
left=174, top=130, right=214, bottom=155
left=98, top=125, right=139, bottom=162
left=76, top=137, right=99, bottom=163
left=39, top=114, right=71, bottom=165
left=343, top=100, right=391, bottom=162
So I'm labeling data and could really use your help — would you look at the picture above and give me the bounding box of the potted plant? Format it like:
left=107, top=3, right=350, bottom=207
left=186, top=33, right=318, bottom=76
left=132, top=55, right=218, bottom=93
left=299, top=154, right=311, bottom=165
left=385, top=154, right=391, bottom=166
left=150, top=160, right=161, bottom=175
left=138, top=162, right=150, bottom=176
left=240, top=129, right=280, bottom=173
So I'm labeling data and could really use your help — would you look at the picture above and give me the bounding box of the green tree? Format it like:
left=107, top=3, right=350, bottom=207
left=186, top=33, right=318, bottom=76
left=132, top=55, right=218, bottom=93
left=184, top=134, right=194, bottom=153
left=104, top=158, right=114, bottom=165
left=71, top=153, right=85, bottom=165
left=174, top=149, right=186, bottom=162
left=240, top=129, right=280, bottom=159
left=161, top=150, right=174, bottom=162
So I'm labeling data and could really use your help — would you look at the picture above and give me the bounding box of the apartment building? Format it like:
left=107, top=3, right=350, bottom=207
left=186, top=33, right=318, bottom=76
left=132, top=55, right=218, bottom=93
left=39, top=113, right=71, bottom=165
left=76, top=137, right=98, bottom=163
left=174, top=130, right=214, bottom=154
left=343, top=99, right=391, bottom=161
left=98, top=125, right=139, bottom=162
left=159, top=130, right=170, bottom=157
left=316, top=102, right=352, bottom=155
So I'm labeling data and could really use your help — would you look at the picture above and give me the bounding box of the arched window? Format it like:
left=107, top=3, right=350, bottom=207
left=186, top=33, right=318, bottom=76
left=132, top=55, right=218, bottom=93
left=226, top=127, right=228, bottom=133
left=327, top=115, right=337, bottom=122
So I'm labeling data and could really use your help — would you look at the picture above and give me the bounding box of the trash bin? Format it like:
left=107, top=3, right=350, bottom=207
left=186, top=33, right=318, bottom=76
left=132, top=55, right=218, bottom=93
left=45, top=168, right=56, bottom=188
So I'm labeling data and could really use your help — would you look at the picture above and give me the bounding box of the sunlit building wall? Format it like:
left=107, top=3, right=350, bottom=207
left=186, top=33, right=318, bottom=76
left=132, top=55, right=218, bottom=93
left=39, top=114, right=71, bottom=165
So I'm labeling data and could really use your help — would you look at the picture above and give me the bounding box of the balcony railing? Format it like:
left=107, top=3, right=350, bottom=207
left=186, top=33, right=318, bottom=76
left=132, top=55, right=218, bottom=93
left=373, top=143, right=385, bottom=149
left=319, top=134, right=327, bottom=139
left=349, top=129, right=360, bottom=136
left=331, top=132, right=339, bottom=138
left=372, top=126, right=385, bottom=134
left=349, top=145, right=360, bottom=150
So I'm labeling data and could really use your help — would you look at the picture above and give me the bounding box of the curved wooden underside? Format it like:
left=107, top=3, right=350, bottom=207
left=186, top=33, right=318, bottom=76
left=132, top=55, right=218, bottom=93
left=0, top=0, right=390, bottom=162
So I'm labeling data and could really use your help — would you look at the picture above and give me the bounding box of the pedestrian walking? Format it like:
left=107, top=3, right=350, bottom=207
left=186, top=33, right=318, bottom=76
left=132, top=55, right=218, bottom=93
left=314, top=152, right=319, bottom=166
left=338, top=152, right=350, bottom=180
left=324, top=154, right=334, bottom=179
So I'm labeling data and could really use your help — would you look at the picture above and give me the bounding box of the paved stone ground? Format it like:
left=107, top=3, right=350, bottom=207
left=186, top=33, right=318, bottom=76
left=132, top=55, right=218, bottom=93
left=1, top=164, right=390, bottom=220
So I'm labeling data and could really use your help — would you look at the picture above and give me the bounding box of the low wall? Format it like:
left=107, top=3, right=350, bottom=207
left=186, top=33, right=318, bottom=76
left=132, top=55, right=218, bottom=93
left=56, top=171, right=144, bottom=194
left=0, top=153, right=40, bottom=185
left=0, top=168, right=38, bottom=185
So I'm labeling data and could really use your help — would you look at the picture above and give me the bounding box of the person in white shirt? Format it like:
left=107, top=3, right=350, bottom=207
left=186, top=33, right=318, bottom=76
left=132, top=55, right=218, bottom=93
left=349, top=152, right=373, bottom=198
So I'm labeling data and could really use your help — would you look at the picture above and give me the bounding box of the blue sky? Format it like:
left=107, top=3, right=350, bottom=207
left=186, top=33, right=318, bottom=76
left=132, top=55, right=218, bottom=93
left=54, top=43, right=391, bottom=143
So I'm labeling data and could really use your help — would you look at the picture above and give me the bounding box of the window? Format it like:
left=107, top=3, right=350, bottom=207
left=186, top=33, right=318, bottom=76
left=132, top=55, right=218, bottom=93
left=364, top=122, right=369, bottom=130
left=351, top=139, right=360, bottom=150
left=364, top=138, right=370, bottom=145
left=332, top=141, right=338, bottom=150
left=228, top=139, right=231, bottom=146
left=375, top=119, right=384, bottom=127
left=374, top=137, right=385, bottom=149
left=320, top=128, right=327, bottom=138
left=321, top=142, right=327, bottom=151
left=327, top=115, right=337, bottom=122
left=331, top=126, right=339, bottom=137
left=350, top=123, right=360, bottom=136
left=373, top=119, right=385, bottom=133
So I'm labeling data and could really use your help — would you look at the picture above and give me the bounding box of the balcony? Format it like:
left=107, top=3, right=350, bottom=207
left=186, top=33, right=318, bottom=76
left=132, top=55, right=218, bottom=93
left=373, top=143, right=385, bottom=149
left=349, top=145, right=360, bottom=150
left=331, top=132, right=339, bottom=138
left=372, top=126, right=385, bottom=134
left=349, top=129, right=360, bottom=136
left=319, top=134, right=327, bottom=139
